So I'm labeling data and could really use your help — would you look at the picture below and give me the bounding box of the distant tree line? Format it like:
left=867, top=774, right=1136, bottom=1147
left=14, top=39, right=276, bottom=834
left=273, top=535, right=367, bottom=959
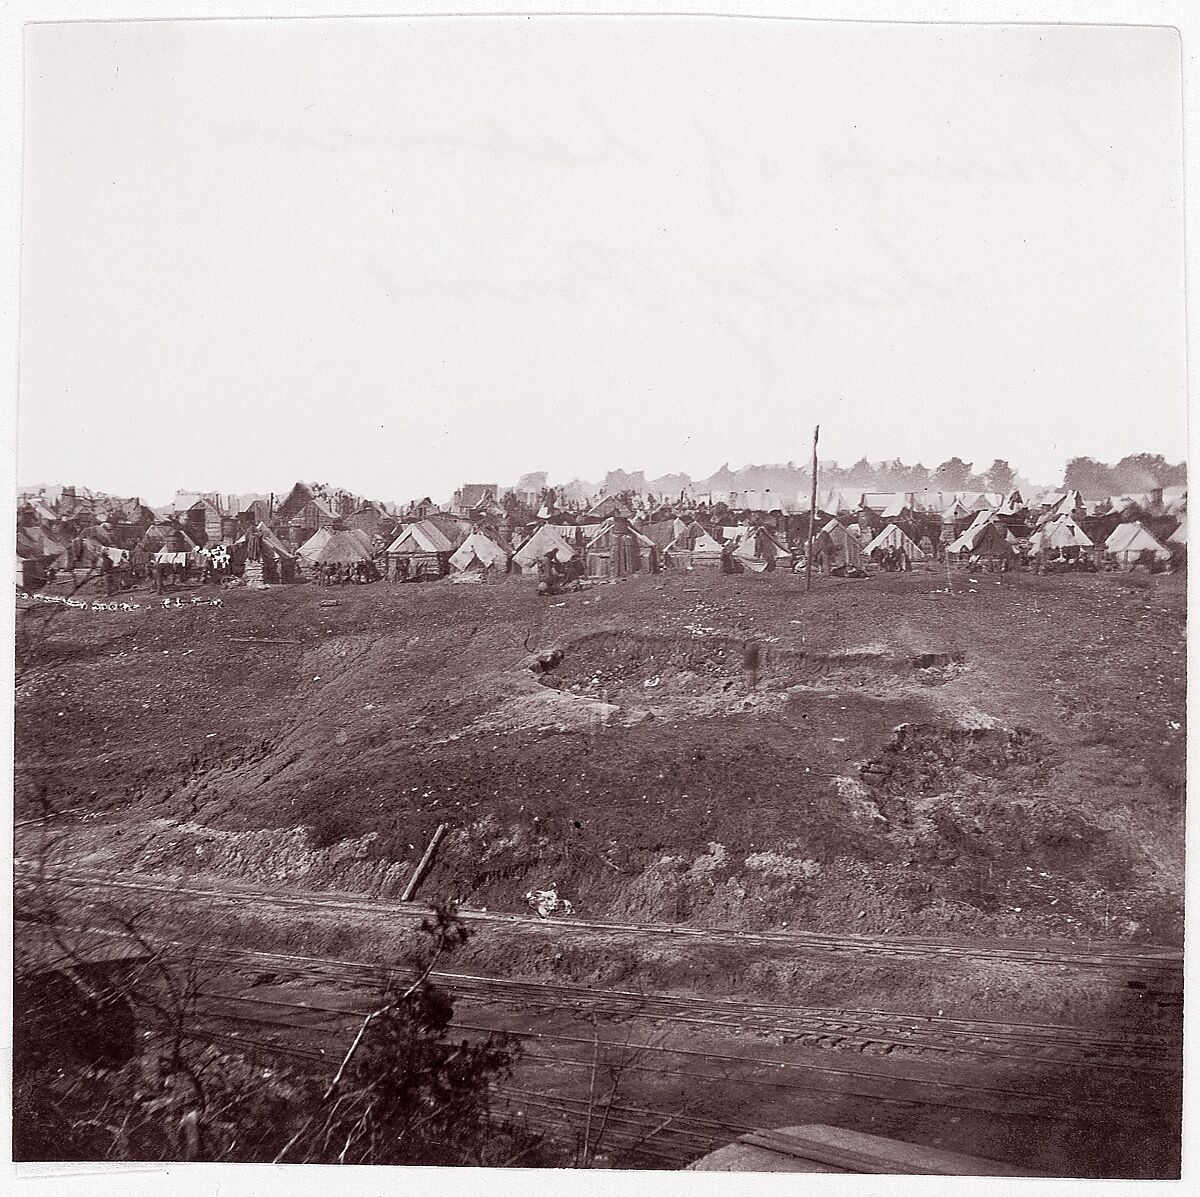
left=1062, top=454, right=1187, bottom=500
left=501, top=453, right=1184, bottom=507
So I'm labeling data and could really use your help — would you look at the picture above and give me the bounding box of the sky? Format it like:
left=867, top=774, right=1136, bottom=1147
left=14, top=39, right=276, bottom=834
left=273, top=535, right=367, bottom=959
left=17, top=15, right=1187, bottom=506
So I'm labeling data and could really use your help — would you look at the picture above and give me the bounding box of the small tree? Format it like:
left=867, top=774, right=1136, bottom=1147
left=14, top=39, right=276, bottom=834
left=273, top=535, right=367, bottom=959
left=13, top=884, right=539, bottom=1167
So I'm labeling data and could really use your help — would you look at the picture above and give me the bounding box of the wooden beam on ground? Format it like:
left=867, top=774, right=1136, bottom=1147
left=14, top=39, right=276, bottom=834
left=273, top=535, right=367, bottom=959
left=401, top=823, right=448, bottom=902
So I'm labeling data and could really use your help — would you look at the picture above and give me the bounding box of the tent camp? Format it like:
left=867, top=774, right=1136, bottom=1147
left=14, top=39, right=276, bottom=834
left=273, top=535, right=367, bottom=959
left=1169, top=516, right=1187, bottom=546
left=731, top=525, right=791, bottom=573
left=584, top=517, right=658, bottom=577
left=863, top=524, right=926, bottom=562
left=512, top=523, right=579, bottom=572
left=1104, top=522, right=1171, bottom=566
left=449, top=530, right=510, bottom=574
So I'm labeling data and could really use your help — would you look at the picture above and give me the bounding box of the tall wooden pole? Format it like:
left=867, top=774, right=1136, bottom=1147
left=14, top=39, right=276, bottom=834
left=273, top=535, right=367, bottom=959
left=805, top=424, right=820, bottom=593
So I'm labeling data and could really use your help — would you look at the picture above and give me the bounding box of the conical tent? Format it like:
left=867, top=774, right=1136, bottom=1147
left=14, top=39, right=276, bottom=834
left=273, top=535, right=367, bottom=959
left=947, top=514, right=996, bottom=554
left=863, top=524, right=926, bottom=561
left=666, top=522, right=724, bottom=569
left=670, top=517, right=702, bottom=546
left=1168, top=516, right=1187, bottom=546
left=449, top=530, right=509, bottom=572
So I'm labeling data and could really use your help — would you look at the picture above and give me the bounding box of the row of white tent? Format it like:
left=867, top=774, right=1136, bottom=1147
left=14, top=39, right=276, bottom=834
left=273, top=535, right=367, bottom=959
left=287, top=508, right=1184, bottom=578
left=946, top=507, right=1183, bottom=562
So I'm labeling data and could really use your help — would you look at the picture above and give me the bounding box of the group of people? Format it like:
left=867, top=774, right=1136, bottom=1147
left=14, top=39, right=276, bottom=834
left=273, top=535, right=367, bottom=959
left=313, top=561, right=376, bottom=586
left=870, top=545, right=913, bottom=572
left=536, top=550, right=583, bottom=596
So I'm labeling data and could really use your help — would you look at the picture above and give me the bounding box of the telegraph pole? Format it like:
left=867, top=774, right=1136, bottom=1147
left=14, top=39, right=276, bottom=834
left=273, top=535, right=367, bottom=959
left=805, top=424, right=819, bottom=593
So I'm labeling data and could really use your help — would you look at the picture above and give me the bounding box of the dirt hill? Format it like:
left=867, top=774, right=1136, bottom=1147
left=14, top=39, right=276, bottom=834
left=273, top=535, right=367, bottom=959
left=15, top=568, right=1185, bottom=943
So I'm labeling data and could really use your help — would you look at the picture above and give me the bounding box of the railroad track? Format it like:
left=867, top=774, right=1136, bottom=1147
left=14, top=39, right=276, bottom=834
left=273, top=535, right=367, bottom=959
left=32, top=915, right=1168, bottom=1105
left=95, top=931, right=1169, bottom=1122
left=60, top=922, right=1171, bottom=1173
left=25, top=865, right=1185, bottom=975
left=177, top=946, right=1178, bottom=1076
left=168, top=984, right=1172, bottom=1151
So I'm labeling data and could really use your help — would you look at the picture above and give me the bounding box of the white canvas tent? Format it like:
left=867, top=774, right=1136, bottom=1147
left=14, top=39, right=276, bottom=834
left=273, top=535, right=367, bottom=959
left=296, top=525, right=334, bottom=564
left=813, top=518, right=864, bottom=571
left=449, top=530, right=510, bottom=572
left=947, top=517, right=1015, bottom=560
left=1168, top=516, right=1187, bottom=546
left=1030, top=515, right=1093, bottom=554
left=513, top=523, right=577, bottom=570
left=863, top=524, right=926, bottom=561
left=731, top=526, right=791, bottom=573
left=667, top=522, right=725, bottom=570
left=386, top=521, right=455, bottom=556
left=1104, top=522, right=1170, bottom=564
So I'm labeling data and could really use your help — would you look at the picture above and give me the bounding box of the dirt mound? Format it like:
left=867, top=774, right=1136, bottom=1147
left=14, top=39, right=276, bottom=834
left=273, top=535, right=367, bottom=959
left=15, top=569, right=1185, bottom=942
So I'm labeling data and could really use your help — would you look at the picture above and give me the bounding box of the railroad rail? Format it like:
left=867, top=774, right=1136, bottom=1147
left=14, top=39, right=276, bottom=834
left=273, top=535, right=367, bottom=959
left=42, top=920, right=1160, bottom=1127
left=26, top=909, right=1178, bottom=1079
left=29, top=914, right=1169, bottom=1169
left=23, top=865, right=1184, bottom=974
left=185, top=952, right=1179, bottom=1075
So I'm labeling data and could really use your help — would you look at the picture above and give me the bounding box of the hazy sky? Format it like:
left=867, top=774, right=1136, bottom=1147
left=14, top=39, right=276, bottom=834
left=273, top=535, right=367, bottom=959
left=18, top=16, right=1186, bottom=505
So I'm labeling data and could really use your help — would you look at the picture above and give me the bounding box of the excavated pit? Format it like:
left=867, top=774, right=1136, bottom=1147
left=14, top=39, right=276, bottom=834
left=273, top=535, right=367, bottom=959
left=535, top=630, right=966, bottom=701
